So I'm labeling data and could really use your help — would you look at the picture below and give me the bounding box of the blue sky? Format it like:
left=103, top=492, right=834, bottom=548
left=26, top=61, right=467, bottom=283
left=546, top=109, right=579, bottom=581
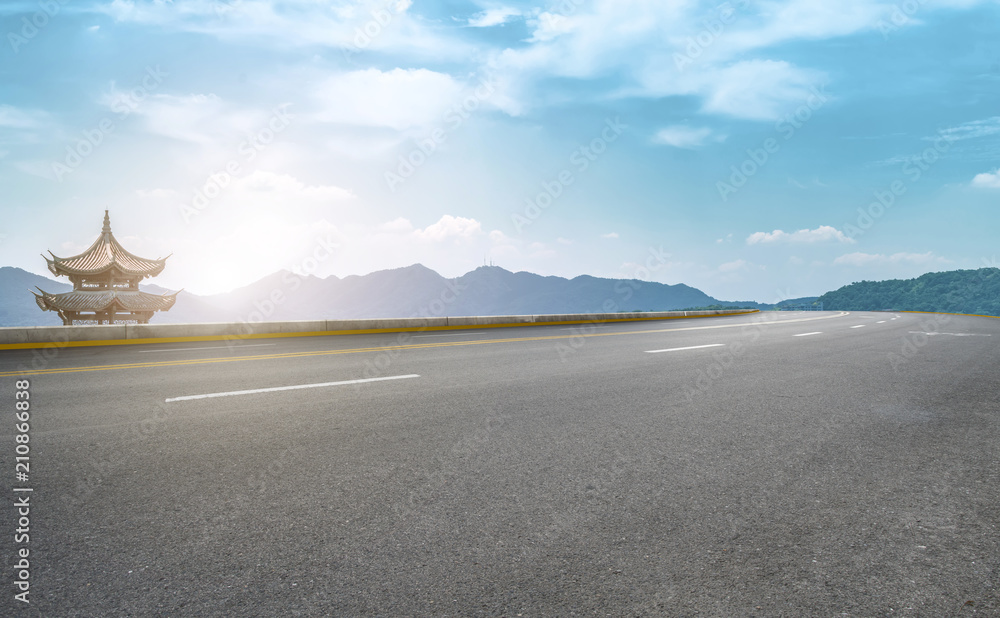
left=1, top=0, right=998, bottom=301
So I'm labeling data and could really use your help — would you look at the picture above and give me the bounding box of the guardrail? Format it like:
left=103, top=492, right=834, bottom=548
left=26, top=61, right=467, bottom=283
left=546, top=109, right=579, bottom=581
left=0, top=309, right=758, bottom=350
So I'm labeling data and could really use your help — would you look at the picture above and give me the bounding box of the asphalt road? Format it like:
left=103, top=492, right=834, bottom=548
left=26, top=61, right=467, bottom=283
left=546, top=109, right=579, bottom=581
left=1, top=311, right=998, bottom=616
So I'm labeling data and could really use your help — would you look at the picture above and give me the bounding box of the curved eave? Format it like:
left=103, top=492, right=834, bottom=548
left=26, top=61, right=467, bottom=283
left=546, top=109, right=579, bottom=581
left=30, top=288, right=52, bottom=312
left=31, top=288, right=178, bottom=313
left=46, top=233, right=168, bottom=278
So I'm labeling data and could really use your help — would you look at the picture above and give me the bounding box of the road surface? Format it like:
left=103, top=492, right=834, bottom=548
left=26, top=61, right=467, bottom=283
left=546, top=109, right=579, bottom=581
left=1, top=311, right=998, bottom=615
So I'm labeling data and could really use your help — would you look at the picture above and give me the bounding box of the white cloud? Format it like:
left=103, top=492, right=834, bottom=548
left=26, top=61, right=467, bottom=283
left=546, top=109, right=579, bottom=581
left=99, top=0, right=470, bottom=59
left=175, top=170, right=355, bottom=225
left=971, top=169, right=1000, bottom=188
left=718, top=259, right=748, bottom=273
left=115, top=93, right=227, bottom=145
left=485, top=230, right=559, bottom=262
left=233, top=170, right=355, bottom=202
left=0, top=105, right=46, bottom=129
left=747, top=225, right=855, bottom=245
left=102, top=90, right=288, bottom=149
left=697, top=60, right=824, bottom=121
left=525, top=11, right=581, bottom=43
left=833, top=251, right=947, bottom=267
left=489, top=229, right=512, bottom=244
left=487, top=0, right=1000, bottom=122
left=935, top=116, right=1000, bottom=142
left=601, top=232, right=619, bottom=239
left=652, top=126, right=724, bottom=149
left=312, top=68, right=463, bottom=131
left=135, top=188, right=177, bottom=199
left=528, top=241, right=556, bottom=258
left=413, top=215, right=483, bottom=242
left=491, top=1, right=839, bottom=120
left=468, top=7, right=521, bottom=28
left=379, top=217, right=414, bottom=233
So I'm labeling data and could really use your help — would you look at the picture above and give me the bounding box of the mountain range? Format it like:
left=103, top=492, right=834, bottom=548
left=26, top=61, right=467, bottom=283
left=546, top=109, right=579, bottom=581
left=8, top=264, right=997, bottom=327
left=0, top=264, right=771, bottom=327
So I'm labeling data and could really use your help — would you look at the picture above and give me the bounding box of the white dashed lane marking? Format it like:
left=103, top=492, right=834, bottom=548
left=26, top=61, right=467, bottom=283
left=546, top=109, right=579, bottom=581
left=908, top=331, right=992, bottom=337
left=645, top=344, right=725, bottom=354
left=165, top=374, right=421, bottom=403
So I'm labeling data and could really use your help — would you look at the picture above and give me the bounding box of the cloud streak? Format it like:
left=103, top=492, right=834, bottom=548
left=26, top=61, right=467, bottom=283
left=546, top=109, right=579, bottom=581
left=747, top=226, right=854, bottom=245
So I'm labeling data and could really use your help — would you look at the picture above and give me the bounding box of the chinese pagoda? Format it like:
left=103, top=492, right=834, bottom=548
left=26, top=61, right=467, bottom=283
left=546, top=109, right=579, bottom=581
left=32, top=210, right=180, bottom=325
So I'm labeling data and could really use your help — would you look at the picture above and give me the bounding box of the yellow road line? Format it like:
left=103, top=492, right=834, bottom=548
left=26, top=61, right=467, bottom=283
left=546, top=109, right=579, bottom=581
left=899, top=311, right=1000, bottom=319
left=0, top=312, right=759, bottom=351
left=0, top=312, right=849, bottom=377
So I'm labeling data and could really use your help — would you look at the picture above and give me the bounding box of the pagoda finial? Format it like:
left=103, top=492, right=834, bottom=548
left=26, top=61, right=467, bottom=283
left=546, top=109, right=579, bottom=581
left=102, top=210, right=111, bottom=234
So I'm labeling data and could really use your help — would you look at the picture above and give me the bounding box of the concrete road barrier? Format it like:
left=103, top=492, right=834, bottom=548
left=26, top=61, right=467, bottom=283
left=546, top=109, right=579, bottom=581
left=0, top=309, right=757, bottom=350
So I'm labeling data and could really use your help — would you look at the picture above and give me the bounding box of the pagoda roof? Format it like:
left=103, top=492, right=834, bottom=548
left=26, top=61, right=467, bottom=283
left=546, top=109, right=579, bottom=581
left=32, top=288, right=180, bottom=314
left=44, top=211, right=169, bottom=278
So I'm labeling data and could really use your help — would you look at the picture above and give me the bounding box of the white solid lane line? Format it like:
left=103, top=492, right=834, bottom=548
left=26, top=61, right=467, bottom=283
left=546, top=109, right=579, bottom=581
left=411, top=332, right=487, bottom=338
left=876, top=321, right=886, bottom=324
left=140, top=343, right=277, bottom=353
left=851, top=325, right=866, bottom=329
left=645, top=344, right=725, bottom=354
left=908, top=331, right=992, bottom=337
left=794, top=332, right=823, bottom=337
left=165, top=374, right=420, bottom=403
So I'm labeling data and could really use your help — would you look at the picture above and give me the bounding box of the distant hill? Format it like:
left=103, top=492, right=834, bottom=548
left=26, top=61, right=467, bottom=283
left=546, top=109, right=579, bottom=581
left=193, top=264, right=751, bottom=321
left=0, top=266, right=72, bottom=326
left=0, top=267, right=232, bottom=326
left=9, top=263, right=997, bottom=327
left=817, top=268, right=1000, bottom=316
left=0, top=264, right=759, bottom=326
left=777, top=296, right=821, bottom=308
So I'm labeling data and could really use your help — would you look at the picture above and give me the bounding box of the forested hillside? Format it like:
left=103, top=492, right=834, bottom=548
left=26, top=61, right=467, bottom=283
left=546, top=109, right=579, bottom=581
left=818, top=268, right=1000, bottom=316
